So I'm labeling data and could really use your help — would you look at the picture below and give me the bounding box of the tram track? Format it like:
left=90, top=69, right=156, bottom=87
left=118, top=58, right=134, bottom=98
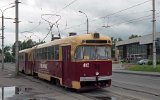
left=81, top=79, right=160, bottom=100
left=81, top=88, right=140, bottom=100
left=112, top=80, right=160, bottom=97
left=13, top=72, right=141, bottom=100
left=112, top=84, right=160, bottom=97
left=2, top=63, right=160, bottom=100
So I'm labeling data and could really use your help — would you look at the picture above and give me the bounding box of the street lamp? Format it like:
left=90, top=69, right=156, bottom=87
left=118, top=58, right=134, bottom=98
left=79, top=11, right=89, bottom=34
left=0, top=5, right=15, bottom=70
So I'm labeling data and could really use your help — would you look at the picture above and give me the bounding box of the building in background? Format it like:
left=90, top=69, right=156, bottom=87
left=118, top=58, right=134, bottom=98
left=116, top=32, right=160, bottom=63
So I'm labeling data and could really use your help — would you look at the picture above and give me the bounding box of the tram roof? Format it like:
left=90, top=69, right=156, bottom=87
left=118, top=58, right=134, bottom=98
left=19, top=48, right=32, bottom=53
left=32, top=33, right=111, bottom=49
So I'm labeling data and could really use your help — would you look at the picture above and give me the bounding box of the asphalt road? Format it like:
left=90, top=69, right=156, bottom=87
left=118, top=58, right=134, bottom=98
left=1, top=63, right=160, bottom=100
left=111, top=72, right=160, bottom=100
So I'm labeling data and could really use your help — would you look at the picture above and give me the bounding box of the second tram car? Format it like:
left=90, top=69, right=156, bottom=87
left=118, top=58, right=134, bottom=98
left=19, top=33, right=112, bottom=90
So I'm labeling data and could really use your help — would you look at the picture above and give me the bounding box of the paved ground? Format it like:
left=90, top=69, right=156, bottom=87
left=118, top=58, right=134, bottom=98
left=112, top=63, right=160, bottom=100
left=1, top=63, right=160, bottom=100
left=111, top=72, right=160, bottom=100
left=0, top=66, right=93, bottom=100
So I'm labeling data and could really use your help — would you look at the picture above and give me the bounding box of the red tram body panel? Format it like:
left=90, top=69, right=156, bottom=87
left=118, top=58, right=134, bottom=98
left=19, top=33, right=112, bottom=90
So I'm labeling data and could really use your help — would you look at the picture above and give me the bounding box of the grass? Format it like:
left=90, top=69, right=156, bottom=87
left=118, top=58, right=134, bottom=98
left=127, top=64, right=160, bottom=72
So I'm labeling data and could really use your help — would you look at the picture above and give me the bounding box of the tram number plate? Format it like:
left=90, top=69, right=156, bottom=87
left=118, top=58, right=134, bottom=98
left=40, top=63, right=48, bottom=69
left=83, top=63, right=89, bottom=68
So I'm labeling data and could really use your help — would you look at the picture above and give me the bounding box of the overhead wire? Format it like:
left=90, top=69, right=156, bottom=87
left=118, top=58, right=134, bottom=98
left=20, top=0, right=78, bottom=42
left=20, top=0, right=153, bottom=42
left=62, top=0, right=151, bottom=31
left=58, top=0, right=78, bottom=13
left=0, top=0, right=15, bottom=8
left=41, top=14, right=61, bottom=41
left=95, top=11, right=160, bottom=32
left=99, top=0, right=151, bottom=19
left=40, top=0, right=78, bottom=40
left=108, top=11, right=160, bottom=28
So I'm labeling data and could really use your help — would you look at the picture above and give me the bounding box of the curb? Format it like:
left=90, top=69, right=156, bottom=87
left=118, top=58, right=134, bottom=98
left=113, top=70, right=160, bottom=77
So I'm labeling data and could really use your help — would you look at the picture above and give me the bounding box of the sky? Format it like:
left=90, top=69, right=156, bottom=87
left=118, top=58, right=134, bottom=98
left=0, top=0, right=160, bottom=46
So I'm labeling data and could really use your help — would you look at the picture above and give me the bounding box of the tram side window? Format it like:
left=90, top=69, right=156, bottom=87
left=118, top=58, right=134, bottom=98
left=48, top=46, right=52, bottom=59
left=44, top=47, right=47, bottom=59
left=43, top=48, right=45, bottom=59
left=51, top=46, right=54, bottom=59
left=42, top=48, right=45, bottom=59
left=36, top=49, right=39, bottom=60
left=41, top=48, right=47, bottom=59
left=35, top=45, right=59, bottom=60
left=47, top=46, right=53, bottom=60
left=54, top=45, right=59, bottom=60
left=75, top=46, right=83, bottom=60
left=46, top=47, right=48, bottom=59
left=38, top=48, right=41, bottom=59
left=38, top=49, right=42, bottom=60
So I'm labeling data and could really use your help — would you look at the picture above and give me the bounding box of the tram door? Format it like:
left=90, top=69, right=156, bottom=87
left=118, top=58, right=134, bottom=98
left=62, top=46, right=72, bottom=87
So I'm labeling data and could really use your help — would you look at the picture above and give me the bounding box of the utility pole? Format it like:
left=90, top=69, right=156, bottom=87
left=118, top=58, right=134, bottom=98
left=1, top=13, right=4, bottom=71
left=1, top=6, right=15, bottom=71
left=152, top=0, right=156, bottom=68
left=15, top=0, right=19, bottom=75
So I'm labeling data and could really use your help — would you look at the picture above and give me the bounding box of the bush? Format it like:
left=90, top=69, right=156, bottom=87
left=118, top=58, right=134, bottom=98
left=148, top=61, right=152, bottom=65
left=157, top=60, right=160, bottom=64
left=148, top=60, right=160, bottom=65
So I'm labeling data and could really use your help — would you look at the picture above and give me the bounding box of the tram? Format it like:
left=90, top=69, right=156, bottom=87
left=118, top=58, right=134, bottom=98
left=19, top=33, right=112, bottom=90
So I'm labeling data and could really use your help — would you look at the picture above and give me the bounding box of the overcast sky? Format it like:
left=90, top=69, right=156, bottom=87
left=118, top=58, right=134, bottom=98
left=0, top=0, right=160, bottom=46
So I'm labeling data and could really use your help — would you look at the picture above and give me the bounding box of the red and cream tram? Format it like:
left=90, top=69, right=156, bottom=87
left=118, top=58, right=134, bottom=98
left=19, top=33, right=112, bottom=90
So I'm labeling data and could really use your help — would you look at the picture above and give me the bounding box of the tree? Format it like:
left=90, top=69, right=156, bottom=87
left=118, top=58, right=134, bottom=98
left=0, top=46, right=14, bottom=62
left=118, top=37, right=123, bottom=41
left=12, top=39, right=45, bottom=56
left=12, top=41, right=22, bottom=56
left=129, top=34, right=141, bottom=39
left=5, top=52, right=14, bottom=62
left=4, top=46, right=11, bottom=53
left=111, top=37, right=123, bottom=58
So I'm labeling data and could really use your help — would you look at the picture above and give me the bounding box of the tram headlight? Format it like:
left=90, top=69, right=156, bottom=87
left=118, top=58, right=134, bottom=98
left=96, top=72, right=99, bottom=76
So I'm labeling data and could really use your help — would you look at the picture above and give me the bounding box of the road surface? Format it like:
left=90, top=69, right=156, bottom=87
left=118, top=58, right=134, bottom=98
left=0, top=63, right=160, bottom=100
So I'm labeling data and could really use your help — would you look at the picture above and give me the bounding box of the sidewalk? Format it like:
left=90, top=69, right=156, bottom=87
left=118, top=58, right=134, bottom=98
left=113, top=69, right=160, bottom=77
left=0, top=67, right=92, bottom=100
left=112, top=63, right=160, bottom=77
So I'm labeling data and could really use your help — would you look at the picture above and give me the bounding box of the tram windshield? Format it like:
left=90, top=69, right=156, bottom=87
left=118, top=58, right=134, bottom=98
left=75, top=46, right=111, bottom=60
